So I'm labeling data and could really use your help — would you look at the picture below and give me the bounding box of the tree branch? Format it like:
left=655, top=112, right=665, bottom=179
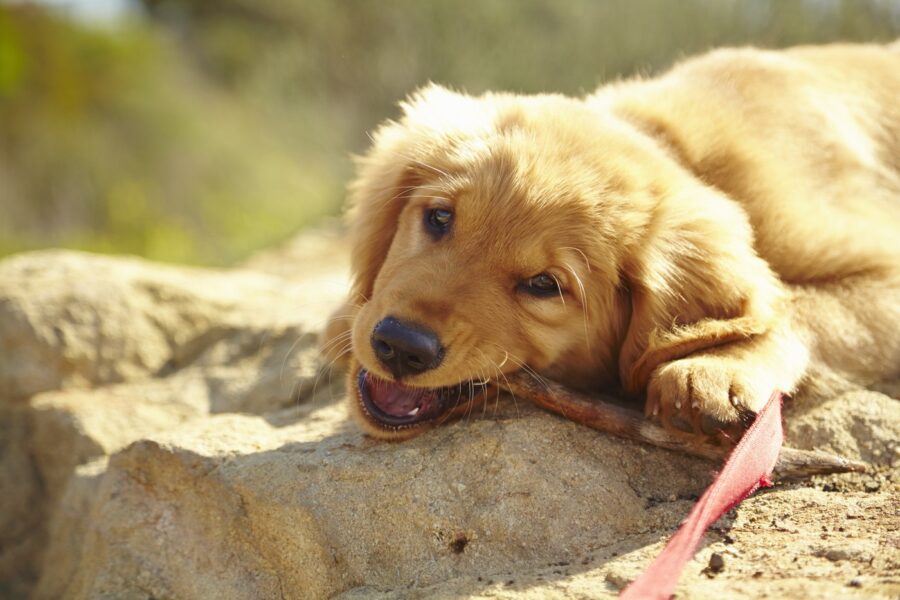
left=497, top=372, right=867, bottom=481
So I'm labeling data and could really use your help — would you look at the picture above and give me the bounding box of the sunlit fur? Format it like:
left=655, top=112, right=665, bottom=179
left=323, top=41, right=900, bottom=440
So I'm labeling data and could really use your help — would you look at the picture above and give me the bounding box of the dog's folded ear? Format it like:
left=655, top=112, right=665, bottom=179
left=618, top=183, right=785, bottom=393
left=321, top=117, right=421, bottom=364
left=323, top=85, right=478, bottom=363
left=321, top=122, right=422, bottom=365
left=345, top=84, right=482, bottom=304
left=346, top=123, right=421, bottom=305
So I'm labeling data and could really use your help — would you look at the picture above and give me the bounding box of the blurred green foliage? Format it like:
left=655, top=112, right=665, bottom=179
left=1, top=0, right=898, bottom=265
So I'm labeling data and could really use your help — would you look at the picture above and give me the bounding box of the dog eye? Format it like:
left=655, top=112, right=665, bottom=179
left=424, top=208, right=453, bottom=238
left=520, top=273, right=561, bottom=297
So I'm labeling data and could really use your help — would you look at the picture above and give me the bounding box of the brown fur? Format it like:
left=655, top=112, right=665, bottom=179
left=324, top=41, right=900, bottom=440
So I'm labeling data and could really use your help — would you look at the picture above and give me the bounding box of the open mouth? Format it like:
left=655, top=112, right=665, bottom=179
left=356, top=369, right=487, bottom=430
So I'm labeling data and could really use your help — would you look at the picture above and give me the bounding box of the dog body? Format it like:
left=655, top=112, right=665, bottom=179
left=326, top=42, right=900, bottom=439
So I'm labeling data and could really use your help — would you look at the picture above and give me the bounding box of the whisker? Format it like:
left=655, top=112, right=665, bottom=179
left=368, top=140, right=452, bottom=179
left=559, top=246, right=592, bottom=272
left=476, top=350, right=504, bottom=419
left=317, top=330, right=353, bottom=355
left=435, top=389, right=465, bottom=428
left=563, top=261, right=592, bottom=353
left=323, top=300, right=366, bottom=315
left=492, top=346, right=552, bottom=395
left=497, top=364, right=518, bottom=418
left=400, top=154, right=451, bottom=179
left=309, top=341, right=353, bottom=404
left=473, top=348, right=493, bottom=419
left=482, top=345, right=524, bottom=418
left=550, top=273, right=566, bottom=306
left=465, top=378, right=475, bottom=423
left=375, top=184, right=420, bottom=209
left=465, top=355, right=488, bottom=423
left=281, top=331, right=314, bottom=384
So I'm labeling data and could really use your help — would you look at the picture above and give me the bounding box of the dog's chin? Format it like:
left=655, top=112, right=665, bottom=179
left=350, top=368, right=487, bottom=440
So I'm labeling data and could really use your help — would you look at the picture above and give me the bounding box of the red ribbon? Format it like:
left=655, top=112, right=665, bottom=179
left=620, top=392, right=783, bottom=600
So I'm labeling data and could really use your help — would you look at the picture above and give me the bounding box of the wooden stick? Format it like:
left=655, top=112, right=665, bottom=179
left=497, top=372, right=867, bottom=481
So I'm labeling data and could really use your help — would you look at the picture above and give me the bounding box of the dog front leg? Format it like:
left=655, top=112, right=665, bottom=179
left=646, top=272, right=900, bottom=437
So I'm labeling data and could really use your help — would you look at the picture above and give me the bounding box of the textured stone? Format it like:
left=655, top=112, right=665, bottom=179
left=34, top=404, right=711, bottom=600
left=0, top=407, right=43, bottom=598
left=0, top=248, right=346, bottom=402
left=0, top=229, right=897, bottom=599
left=785, top=390, right=900, bottom=466
left=0, top=230, right=349, bottom=597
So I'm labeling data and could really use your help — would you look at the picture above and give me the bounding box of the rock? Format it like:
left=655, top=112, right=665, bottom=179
left=0, top=407, right=43, bottom=598
left=33, top=405, right=710, bottom=600
left=0, top=230, right=349, bottom=597
left=25, top=320, right=342, bottom=515
left=0, top=248, right=345, bottom=402
left=30, top=459, right=107, bottom=600
left=815, top=542, right=876, bottom=563
left=708, top=552, right=726, bottom=573
left=238, top=218, right=350, bottom=283
left=0, top=228, right=898, bottom=599
left=785, top=388, right=900, bottom=467
left=604, top=570, right=633, bottom=590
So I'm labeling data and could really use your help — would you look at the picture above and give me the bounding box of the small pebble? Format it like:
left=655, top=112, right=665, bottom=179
left=824, top=548, right=851, bottom=562
left=708, top=552, right=726, bottom=573
left=605, top=571, right=631, bottom=589
left=848, top=578, right=863, bottom=588
left=772, top=518, right=798, bottom=533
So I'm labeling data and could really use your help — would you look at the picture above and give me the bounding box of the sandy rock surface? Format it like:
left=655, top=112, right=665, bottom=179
left=0, top=228, right=897, bottom=599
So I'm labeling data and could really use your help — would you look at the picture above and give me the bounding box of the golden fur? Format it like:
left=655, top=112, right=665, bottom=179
left=325, top=41, right=900, bottom=440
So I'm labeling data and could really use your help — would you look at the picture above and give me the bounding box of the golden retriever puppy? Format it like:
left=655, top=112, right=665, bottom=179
left=324, top=41, right=900, bottom=440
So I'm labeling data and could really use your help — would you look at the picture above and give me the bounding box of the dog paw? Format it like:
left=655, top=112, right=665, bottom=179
left=645, top=356, right=775, bottom=440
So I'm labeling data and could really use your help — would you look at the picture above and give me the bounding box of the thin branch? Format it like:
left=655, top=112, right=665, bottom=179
left=497, top=372, right=867, bottom=482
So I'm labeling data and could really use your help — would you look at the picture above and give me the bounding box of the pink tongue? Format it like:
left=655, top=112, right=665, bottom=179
left=369, top=379, right=432, bottom=417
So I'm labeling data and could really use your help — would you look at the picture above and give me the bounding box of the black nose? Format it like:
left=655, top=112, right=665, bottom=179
left=371, top=316, right=444, bottom=379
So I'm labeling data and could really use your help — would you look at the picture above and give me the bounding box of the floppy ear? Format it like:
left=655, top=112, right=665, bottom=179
left=617, top=184, right=784, bottom=394
left=323, top=85, right=478, bottom=363
left=320, top=122, right=421, bottom=363
left=320, top=114, right=421, bottom=364
left=346, top=84, right=485, bottom=302
left=345, top=122, right=421, bottom=304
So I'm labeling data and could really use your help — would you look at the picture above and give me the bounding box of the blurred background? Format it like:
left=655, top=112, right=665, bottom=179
left=1, top=0, right=899, bottom=266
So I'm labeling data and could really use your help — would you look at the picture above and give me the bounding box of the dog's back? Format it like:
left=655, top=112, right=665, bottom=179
left=595, top=42, right=900, bottom=283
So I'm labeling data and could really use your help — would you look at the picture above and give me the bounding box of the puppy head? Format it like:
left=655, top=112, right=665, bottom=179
left=344, top=85, right=640, bottom=439
left=343, top=85, right=780, bottom=439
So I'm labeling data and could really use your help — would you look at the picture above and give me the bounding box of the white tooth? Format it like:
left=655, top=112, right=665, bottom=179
left=407, top=407, right=420, bottom=416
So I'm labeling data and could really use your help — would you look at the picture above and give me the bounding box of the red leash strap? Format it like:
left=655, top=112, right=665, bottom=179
left=620, top=391, right=784, bottom=600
